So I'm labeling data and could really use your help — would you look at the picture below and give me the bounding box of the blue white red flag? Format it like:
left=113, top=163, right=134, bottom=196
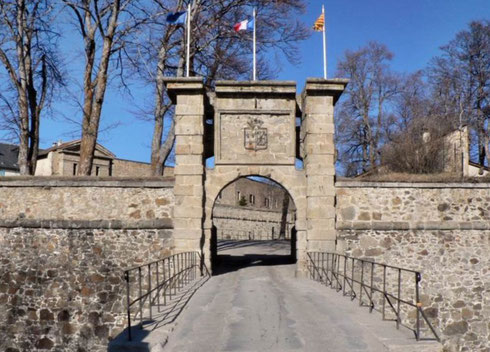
left=234, top=18, right=254, bottom=32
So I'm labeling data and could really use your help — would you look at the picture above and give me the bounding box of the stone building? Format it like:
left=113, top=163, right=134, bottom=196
left=33, top=139, right=174, bottom=177
left=0, top=143, right=20, bottom=176
left=36, top=140, right=116, bottom=176
left=213, top=177, right=296, bottom=240
left=215, top=177, right=295, bottom=210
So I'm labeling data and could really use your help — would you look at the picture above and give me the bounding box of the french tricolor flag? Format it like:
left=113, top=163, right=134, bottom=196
left=234, top=18, right=254, bottom=32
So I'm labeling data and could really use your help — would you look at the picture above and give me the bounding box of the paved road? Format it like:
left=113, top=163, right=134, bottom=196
left=161, top=241, right=439, bottom=352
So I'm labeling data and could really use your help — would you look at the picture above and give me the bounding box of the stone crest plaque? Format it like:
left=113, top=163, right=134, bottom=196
left=216, top=111, right=295, bottom=165
left=244, top=117, right=267, bottom=151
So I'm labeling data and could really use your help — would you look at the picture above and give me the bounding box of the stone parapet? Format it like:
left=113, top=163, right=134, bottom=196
left=0, top=182, right=174, bottom=223
left=336, top=184, right=490, bottom=225
left=0, top=176, right=174, bottom=188
left=336, top=180, right=490, bottom=189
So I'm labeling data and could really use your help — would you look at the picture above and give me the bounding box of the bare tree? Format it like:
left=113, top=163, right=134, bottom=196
left=127, top=0, right=309, bottom=175
left=62, top=0, right=145, bottom=175
left=0, top=0, right=62, bottom=175
left=429, top=20, right=490, bottom=172
left=381, top=117, right=452, bottom=174
left=336, top=41, right=398, bottom=175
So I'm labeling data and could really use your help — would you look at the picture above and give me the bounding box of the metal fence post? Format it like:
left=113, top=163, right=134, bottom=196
left=125, top=271, right=132, bottom=341
left=148, top=264, right=152, bottom=321
left=415, top=272, right=421, bottom=340
left=359, top=260, right=364, bottom=306
left=397, top=268, right=401, bottom=329
left=138, top=267, right=143, bottom=328
left=382, top=265, right=386, bottom=320
left=156, top=261, right=161, bottom=313
left=370, top=261, right=374, bottom=312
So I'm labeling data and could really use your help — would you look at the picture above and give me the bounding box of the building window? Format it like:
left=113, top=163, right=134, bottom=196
left=265, top=197, right=270, bottom=208
left=95, top=166, right=100, bottom=176
left=72, top=163, right=77, bottom=176
left=249, top=194, right=255, bottom=205
left=237, top=191, right=241, bottom=201
left=0, top=170, right=5, bottom=176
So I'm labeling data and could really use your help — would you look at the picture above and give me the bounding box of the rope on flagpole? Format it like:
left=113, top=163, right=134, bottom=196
left=253, top=8, right=256, bottom=81
left=186, top=3, right=191, bottom=77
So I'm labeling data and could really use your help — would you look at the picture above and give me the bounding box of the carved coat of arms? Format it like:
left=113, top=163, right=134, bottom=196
left=244, top=117, right=267, bottom=151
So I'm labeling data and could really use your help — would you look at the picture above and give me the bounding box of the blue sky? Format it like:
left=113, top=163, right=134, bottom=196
left=34, top=0, right=490, bottom=162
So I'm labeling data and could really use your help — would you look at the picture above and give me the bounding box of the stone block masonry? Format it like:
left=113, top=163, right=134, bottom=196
left=336, top=181, right=490, bottom=352
left=303, top=79, right=348, bottom=254
left=165, top=78, right=206, bottom=254
left=0, top=177, right=175, bottom=351
left=213, top=204, right=295, bottom=240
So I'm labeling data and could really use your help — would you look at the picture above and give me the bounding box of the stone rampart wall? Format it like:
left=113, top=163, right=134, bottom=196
left=336, top=181, right=490, bottom=352
left=0, top=177, right=174, bottom=226
left=0, top=177, right=176, bottom=351
left=213, top=204, right=294, bottom=240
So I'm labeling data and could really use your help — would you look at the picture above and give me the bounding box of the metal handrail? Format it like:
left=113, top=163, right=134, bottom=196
left=124, top=251, right=209, bottom=341
left=307, top=251, right=440, bottom=342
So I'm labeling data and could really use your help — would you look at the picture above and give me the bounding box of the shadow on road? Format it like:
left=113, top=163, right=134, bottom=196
left=214, top=240, right=295, bottom=276
left=108, top=275, right=210, bottom=351
left=213, top=254, right=295, bottom=276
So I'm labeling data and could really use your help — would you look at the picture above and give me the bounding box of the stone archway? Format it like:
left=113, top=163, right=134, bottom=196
left=164, top=77, right=348, bottom=277
left=204, top=168, right=306, bottom=274
left=206, top=174, right=304, bottom=273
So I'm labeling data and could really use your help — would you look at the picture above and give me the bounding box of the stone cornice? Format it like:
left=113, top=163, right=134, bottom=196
left=302, top=78, right=349, bottom=105
left=0, top=176, right=175, bottom=188
left=337, top=220, right=490, bottom=231
left=215, top=80, right=297, bottom=95
left=336, top=180, right=490, bottom=189
left=0, top=219, right=173, bottom=229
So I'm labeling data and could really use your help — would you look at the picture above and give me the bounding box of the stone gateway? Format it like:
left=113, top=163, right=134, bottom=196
left=0, top=78, right=488, bottom=352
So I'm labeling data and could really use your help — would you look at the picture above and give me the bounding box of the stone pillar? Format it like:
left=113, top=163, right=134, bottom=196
left=165, top=78, right=206, bottom=253
left=302, top=78, right=348, bottom=252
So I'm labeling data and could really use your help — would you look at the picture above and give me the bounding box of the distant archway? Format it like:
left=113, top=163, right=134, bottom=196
left=207, top=175, right=300, bottom=274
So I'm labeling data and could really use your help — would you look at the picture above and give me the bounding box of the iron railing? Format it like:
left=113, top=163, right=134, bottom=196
left=124, top=251, right=209, bottom=340
left=307, top=252, right=440, bottom=342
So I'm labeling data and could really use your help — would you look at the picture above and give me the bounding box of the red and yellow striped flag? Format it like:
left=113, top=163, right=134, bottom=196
left=313, top=13, right=324, bottom=31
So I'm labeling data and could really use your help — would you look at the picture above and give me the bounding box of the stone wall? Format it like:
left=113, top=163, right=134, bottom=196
left=213, top=204, right=294, bottom=240
left=0, top=177, right=175, bottom=351
left=0, top=177, right=174, bottom=225
left=111, top=159, right=175, bottom=178
left=336, top=181, right=490, bottom=352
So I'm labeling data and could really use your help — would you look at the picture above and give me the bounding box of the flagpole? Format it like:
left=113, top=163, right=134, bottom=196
left=322, top=4, right=327, bottom=79
left=253, top=8, right=256, bottom=81
left=186, top=3, right=191, bottom=77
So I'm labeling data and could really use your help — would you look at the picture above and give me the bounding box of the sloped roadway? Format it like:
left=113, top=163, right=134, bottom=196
left=162, top=240, right=440, bottom=352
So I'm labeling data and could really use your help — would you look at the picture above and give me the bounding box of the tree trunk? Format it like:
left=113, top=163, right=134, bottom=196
left=151, top=36, right=170, bottom=175
left=77, top=0, right=120, bottom=175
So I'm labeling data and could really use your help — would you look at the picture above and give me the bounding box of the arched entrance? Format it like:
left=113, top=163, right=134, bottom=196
left=209, top=176, right=297, bottom=273
left=164, top=78, right=347, bottom=278
left=204, top=165, right=307, bottom=276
